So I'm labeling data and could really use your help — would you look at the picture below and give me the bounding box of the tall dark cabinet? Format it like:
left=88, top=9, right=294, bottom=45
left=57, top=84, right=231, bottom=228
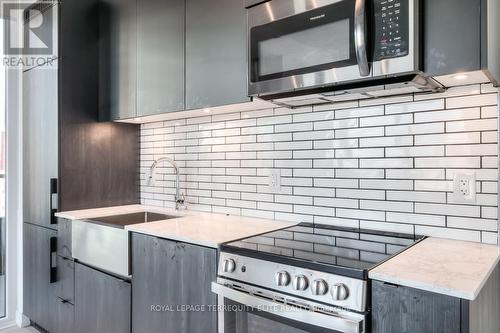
left=23, top=1, right=138, bottom=332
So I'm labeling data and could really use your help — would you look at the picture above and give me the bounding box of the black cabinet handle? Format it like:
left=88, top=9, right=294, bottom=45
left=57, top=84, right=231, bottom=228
left=50, top=236, right=57, bottom=283
left=50, top=178, right=58, bottom=225
left=57, top=296, right=69, bottom=304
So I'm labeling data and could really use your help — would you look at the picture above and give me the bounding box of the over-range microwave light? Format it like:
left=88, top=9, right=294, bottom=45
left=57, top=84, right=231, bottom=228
left=203, top=108, right=211, bottom=113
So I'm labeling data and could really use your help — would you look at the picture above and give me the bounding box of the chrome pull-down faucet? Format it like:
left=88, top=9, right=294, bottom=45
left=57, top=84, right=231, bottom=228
left=147, top=156, right=186, bottom=210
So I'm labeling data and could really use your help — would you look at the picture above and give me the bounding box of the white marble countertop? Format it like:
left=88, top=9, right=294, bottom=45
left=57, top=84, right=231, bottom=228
left=55, top=204, right=296, bottom=248
left=55, top=204, right=191, bottom=220
left=369, top=237, right=500, bottom=300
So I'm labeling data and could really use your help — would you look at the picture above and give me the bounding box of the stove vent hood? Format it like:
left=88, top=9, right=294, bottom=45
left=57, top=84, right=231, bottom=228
left=259, top=73, right=446, bottom=108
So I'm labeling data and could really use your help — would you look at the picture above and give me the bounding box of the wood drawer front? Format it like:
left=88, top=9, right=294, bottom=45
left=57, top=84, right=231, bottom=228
left=55, top=255, right=75, bottom=304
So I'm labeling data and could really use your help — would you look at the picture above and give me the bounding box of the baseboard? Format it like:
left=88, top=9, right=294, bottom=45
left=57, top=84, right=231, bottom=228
left=15, top=311, right=30, bottom=328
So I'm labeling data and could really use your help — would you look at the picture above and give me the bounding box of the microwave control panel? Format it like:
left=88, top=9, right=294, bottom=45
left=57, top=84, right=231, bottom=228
left=373, top=0, right=410, bottom=61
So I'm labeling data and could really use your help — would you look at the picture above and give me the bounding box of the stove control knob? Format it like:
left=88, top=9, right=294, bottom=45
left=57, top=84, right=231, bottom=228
left=311, top=279, right=329, bottom=296
left=275, top=271, right=291, bottom=287
left=292, top=275, right=309, bottom=291
left=331, top=283, right=349, bottom=301
left=222, top=259, right=236, bottom=273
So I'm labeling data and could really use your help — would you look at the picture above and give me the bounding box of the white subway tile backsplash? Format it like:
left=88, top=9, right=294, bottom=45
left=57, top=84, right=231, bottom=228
left=447, top=217, right=498, bottom=232
left=335, top=106, right=384, bottom=119
left=360, top=136, right=413, bottom=148
left=446, top=144, right=497, bottom=156
left=359, top=158, right=413, bottom=169
left=140, top=85, right=499, bottom=244
left=446, top=119, right=497, bottom=132
left=360, top=220, right=414, bottom=234
left=360, top=179, right=413, bottom=190
left=385, top=99, right=444, bottom=114
left=415, top=226, right=481, bottom=242
left=360, top=200, right=413, bottom=213
left=415, top=157, right=480, bottom=168
left=446, top=93, right=497, bottom=109
left=386, top=146, right=444, bottom=157
left=386, top=212, right=445, bottom=227
left=360, top=114, right=413, bottom=127
left=415, top=203, right=480, bottom=218
left=386, top=191, right=446, bottom=203
left=386, top=122, right=444, bottom=136
left=414, top=107, right=480, bottom=123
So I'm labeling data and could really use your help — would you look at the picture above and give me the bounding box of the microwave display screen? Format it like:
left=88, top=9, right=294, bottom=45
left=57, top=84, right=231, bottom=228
left=258, top=19, right=350, bottom=77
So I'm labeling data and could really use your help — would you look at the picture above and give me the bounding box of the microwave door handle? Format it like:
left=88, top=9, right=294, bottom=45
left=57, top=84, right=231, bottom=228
left=354, top=0, right=370, bottom=77
left=212, top=283, right=363, bottom=333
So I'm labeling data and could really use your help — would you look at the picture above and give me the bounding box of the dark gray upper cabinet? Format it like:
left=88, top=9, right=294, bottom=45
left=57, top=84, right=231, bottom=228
left=186, top=0, right=249, bottom=110
left=137, top=0, right=185, bottom=116
left=23, top=223, right=58, bottom=332
left=23, top=64, right=58, bottom=229
left=423, top=0, right=482, bottom=76
left=98, top=0, right=137, bottom=121
left=131, top=233, right=217, bottom=333
left=75, top=263, right=131, bottom=333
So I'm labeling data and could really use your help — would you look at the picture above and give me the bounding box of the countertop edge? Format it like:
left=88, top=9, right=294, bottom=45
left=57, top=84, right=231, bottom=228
left=368, top=271, right=477, bottom=301
left=126, top=227, right=219, bottom=249
left=368, top=238, right=500, bottom=301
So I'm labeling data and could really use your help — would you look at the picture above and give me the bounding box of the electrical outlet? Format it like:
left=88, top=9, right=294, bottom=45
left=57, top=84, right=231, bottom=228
left=268, top=169, right=281, bottom=193
left=453, top=172, right=476, bottom=203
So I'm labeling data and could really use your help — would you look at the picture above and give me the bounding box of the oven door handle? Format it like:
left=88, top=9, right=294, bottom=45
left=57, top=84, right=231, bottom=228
left=354, top=0, right=370, bottom=77
left=212, top=283, right=364, bottom=333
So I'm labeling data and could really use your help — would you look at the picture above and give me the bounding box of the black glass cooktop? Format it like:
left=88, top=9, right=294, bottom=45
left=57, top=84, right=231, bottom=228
left=221, top=223, right=424, bottom=279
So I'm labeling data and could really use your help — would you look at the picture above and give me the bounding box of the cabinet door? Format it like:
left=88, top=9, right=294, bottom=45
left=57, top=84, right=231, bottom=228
left=75, top=263, right=131, bottom=333
left=186, top=0, right=249, bottom=110
left=23, top=64, right=58, bottom=229
left=55, top=256, right=75, bottom=304
left=132, top=234, right=217, bottom=333
left=23, top=223, right=58, bottom=332
left=54, top=299, right=74, bottom=333
left=372, top=280, right=461, bottom=333
left=423, top=0, right=481, bottom=75
left=98, top=0, right=137, bottom=120
left=137, top=0, right=185, bottom=116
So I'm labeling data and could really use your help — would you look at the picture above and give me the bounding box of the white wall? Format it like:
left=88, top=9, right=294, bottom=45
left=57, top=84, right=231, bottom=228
left=140, top=84, right=499, bottom=244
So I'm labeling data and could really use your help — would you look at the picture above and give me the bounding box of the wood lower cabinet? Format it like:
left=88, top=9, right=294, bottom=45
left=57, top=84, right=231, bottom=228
left=372, top=280, right=462, bottom=333
left=23, top=223, right=58, bottom=332
left=131, top=233, right=217, bottom=333
left=74, top=263, right=131, bottom=333
left=372, top=265, right=500, bottom=333
left=54, top=300, right=75, bottom=333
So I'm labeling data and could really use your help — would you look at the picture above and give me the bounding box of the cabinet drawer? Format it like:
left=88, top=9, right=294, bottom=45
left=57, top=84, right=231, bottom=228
left=55, top=255, right=75, bottom=304
left=54, top=298, right=74, bottom=333
left=57, top=218, right=72, bottom=258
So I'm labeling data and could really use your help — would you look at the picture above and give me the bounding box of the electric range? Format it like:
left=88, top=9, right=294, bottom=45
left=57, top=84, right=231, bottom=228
left=212, top=223, right=423, bottom=333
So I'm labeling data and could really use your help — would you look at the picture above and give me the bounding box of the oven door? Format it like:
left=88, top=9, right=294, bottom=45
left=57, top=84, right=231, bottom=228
left=212, top=283, right=365, bottom=333
left=248, top=0, right=371, bottom=96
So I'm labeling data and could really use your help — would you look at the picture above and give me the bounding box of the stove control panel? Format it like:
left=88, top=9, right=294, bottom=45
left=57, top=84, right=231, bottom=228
left=217, top=252, right=366, bottom=312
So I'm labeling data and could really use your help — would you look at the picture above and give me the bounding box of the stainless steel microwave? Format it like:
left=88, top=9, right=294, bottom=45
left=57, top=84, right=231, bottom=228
left=247, top=0, right=425, bottom=98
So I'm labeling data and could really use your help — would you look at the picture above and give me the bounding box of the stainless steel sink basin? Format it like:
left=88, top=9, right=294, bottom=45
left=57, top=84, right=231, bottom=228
left=72, top=211, right=180, bottom=277
left=85, top=211, right=178, bottom=229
